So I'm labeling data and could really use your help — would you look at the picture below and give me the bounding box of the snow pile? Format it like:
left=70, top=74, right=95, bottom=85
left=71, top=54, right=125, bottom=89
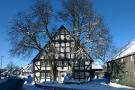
left=113, top=39, right=135, bottom=59
left=21, top=78, right=135, bottom=90
left=37, top=79, right=134, bottom=90
left=109, top=82, right=135, bottom=89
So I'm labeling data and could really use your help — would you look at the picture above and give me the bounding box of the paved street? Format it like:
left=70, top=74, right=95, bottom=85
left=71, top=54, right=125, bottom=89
left=0, top=78, right=24, bottom=90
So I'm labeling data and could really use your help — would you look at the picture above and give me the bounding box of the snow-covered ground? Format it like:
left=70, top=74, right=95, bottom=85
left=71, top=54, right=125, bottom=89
left=109, top=82, right=135, bottom=89
left=21, top=79, right=135, bottom=90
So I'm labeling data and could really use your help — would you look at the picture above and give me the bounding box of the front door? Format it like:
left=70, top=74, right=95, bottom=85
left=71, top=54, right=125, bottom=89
left=58, top=71, right=66, bottom=83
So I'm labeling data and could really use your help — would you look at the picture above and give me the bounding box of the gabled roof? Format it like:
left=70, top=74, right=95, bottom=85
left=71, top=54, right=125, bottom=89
left=32, top=25, right=93, bottom=62
left=111, top=39, right=135, bottom=60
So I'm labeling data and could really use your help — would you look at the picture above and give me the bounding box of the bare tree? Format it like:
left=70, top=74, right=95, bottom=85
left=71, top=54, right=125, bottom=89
left=9, top=0, right=59, bottom=80
left=9, top=0, right=53, bottom=56
left=9, top=0, right=112, bottom=81
left=58, top=0, right=112, bottom=64
left=5, top=62, right=20, bottom=75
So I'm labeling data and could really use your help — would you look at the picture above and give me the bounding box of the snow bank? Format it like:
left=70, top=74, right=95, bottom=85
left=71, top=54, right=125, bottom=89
left=109, top=82, right=135, bottom=89
left=22, top=79, right=135, bottom=90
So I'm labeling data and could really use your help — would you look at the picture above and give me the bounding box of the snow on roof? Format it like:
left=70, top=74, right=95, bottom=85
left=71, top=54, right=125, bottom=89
left=112, top=39, right=135, bottom=60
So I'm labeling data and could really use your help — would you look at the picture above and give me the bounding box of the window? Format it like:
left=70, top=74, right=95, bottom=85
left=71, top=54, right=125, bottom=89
left=80, top=60, right=84, bottom=66
left=55, top=35, right=59, bottom=40
left=55, top=42, right=59, bottom=47
left=55, top=47, right=59, bottom=52
left=60, top=53, right=64, bottom=58
left=66, top=35, right=70, bottom=40
left=66, top=42, right=70, bottom=47
left=61, top=47, right=65, bottom=52
left=66, top=53, right=70, bottom=59
left=41, top=73, right=50, bottom=78
left=75, top=61, right=79, bottom=66
left=64, top=61, right=68, bottom=66
left=121, top=59, right=123, bottom=63
left=46, top=72, right=50, bottom=77
left=45, top=61, right=49, bottom=66
left=41, top=61, right=45, bottom=66
left=131, top=56, right=134, bottom=62
left=71, top=54, right=74, bottom=59
left=75, top=72, right=79, bottom=77
left=55, top=53, right=59, bottom=59
left=66, top=47, right=70, bottom=52
left=80, top=72, right=84, bottom=78
left=57, top=61, right=62, bottom=66
left=71, top=42, right=75, bottom=47
left=61, top=35, right=64, bottom=40
left=41, top=61, right=50, bottom=66
left=61, top=43, right=65, bottom=47
left=41, top=73, right=45, bottom=78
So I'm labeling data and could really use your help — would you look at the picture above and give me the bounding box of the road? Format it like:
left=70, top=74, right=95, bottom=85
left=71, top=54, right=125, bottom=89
left=0, top=78, right=25, bottom=90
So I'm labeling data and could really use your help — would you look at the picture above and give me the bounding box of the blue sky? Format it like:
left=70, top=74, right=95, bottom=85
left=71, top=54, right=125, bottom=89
left=0, top=0, right=135, bottom=68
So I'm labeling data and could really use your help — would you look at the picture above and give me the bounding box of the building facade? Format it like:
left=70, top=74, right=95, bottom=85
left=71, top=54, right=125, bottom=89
left=107, top=39, right=135, bottom=87
left=32, top=26, right=93, bottom=83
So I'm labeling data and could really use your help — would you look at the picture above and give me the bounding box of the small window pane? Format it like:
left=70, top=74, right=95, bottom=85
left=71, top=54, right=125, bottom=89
left=55, top=35, right=59, bottom=40
left=66, top=53, right=70, bottom=59
left=41, top=61, right=45, bottom=66
left=61, top=43, right=65, bottom=47
left=61, top=48, right=65, bottom=52
left=55, top=53, right=59, bottom=59
left=46, top=73, right=50, bottom=77
left=41, top=73, right=45, bottom=78
left=66, top=35, right=70, bottom=40
left=57, top=61, right=62, bottom=66
left=75, top=72, right=79, bottom=77
left=71, top=42, right=75, bottom=47
left=66, top=47, right=70, bottom=52
left=80, top=72, right=84, bottom=78
left=55, top=42, right=59, bottom=47
left=60, top=53, right=64, bottom=58
left=64, top=61, right=68, bottom=66
left=71, top=54, right=74, bottom=59
left=61, top=35, right=64, bottom=40
left=66, top=42, right=70, bottom=47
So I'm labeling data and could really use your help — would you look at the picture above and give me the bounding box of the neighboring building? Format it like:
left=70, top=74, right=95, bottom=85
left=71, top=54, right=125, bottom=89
left=2, top=68, right=21, bottom=77
left=32, top=26, right=93, bottom=83
left=20, top=64, right=33, bottom=77
left=107, top=39, right=135, bottom=87
left=92, top=62, right=103, bottom=79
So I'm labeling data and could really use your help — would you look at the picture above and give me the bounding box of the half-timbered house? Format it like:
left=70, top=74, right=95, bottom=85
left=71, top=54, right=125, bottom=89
left=32, top=26, right=93, bottom=83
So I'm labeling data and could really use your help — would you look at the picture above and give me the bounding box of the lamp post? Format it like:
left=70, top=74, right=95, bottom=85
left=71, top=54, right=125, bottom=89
left=0, top=56, right=3, bottom=79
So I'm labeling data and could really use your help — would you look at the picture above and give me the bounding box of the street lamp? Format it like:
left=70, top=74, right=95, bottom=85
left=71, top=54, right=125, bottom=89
left=0, top=56, right=3, bottom=79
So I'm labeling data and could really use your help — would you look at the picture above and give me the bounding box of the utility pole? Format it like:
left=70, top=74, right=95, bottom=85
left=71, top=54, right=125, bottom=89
left=0, top=56, right=3, bottom=79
